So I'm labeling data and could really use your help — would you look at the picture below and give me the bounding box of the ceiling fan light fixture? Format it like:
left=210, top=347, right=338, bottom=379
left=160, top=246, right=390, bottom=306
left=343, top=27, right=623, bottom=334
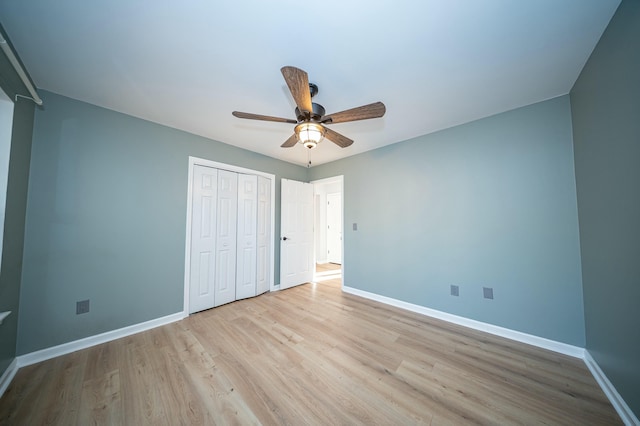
left=295, top=122, right=325, bottom=149
left=233, top=66, right=384, bottom=150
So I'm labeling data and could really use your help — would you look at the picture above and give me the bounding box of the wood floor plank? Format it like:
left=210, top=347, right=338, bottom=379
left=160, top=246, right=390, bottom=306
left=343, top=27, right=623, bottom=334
left=26, top=351, right=86, bottom=425
left=0, top=277, right=622, bottom=425
left=77, top=369, right=123, bottom=425
left=0, top=361, right=52, bottom=423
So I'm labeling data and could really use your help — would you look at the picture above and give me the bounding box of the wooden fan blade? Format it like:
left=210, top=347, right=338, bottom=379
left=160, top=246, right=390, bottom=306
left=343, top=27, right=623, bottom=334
left=281, top=66, right=313, bottom=114
left=281, top=133, right=298, bottom=148
left=324, top=127, right=353, bottom=148
left=232, top=111, right=297, bottom=124
left=321, top=102, right=386, bottom=124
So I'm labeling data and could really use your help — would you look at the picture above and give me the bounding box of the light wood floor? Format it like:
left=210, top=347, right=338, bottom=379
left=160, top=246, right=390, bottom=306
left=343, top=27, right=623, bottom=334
left=316, top=262, right=341, bottom=273
left=0, top=278, right=621, bottom=425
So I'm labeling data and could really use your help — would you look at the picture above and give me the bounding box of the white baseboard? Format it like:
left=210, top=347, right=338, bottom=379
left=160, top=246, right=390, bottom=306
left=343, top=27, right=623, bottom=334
left=0, top=358, right=18, bottom=399
left=17, top=311, right=185, bottom=368
left=584, top=351, right=639, bottom=426
left=342, top=286, right=584, bottom=358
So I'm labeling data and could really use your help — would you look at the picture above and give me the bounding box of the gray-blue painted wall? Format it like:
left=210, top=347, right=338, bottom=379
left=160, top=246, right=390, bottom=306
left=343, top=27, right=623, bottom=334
left=18, top=91, right=588, bottom=356
left=310, top=95, right=586, bottom=346
left=17, top=90, right=307, bottom=354
left=570, top=0, right=640, bottom=416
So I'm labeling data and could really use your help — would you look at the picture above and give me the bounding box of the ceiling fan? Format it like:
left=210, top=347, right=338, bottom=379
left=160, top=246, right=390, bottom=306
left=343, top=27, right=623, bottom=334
left=232, top=66, right=386, bottom=150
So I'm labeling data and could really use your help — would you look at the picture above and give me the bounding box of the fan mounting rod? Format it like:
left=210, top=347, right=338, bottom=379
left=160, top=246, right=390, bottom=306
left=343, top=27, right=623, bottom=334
left=295, top=83, right=322, bottom=121
left=308, top=83, right=318, bottom=98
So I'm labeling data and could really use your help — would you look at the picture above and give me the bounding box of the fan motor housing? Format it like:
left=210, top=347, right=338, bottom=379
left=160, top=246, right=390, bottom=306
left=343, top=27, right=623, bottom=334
left=295, top=103, right=325, bottom=122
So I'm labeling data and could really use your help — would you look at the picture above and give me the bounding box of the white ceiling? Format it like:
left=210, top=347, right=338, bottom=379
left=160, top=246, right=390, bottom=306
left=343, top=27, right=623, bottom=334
left=0, top=0, right=620, bottom=167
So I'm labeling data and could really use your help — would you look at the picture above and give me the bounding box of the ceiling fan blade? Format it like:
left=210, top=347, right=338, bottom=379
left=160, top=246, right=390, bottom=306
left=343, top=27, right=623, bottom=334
left=324, top=127, right=354, bottom=148
left=232, top=111, right=297, bottom=124
left=281, top=133, right=298, bottom=148
left=321, top=101, right=386, bottom=124
left=281, top=66, right=313, bottom=115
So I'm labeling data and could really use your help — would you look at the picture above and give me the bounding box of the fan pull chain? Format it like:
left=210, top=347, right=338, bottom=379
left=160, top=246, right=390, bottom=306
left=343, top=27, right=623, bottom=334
left=307, top=149, right=312, bottom=168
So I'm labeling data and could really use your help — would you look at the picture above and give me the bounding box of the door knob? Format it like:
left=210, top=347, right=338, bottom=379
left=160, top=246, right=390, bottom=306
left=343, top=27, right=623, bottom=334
left=282, top=237, right=289, bottom=241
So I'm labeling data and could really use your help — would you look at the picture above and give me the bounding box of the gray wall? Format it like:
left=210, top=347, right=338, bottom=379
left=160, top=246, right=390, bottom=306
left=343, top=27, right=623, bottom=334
left=310, top=96, right=586, bottom=346
left=570, top=0, right=640, bottom=416
left=17, top=90, right=306, bottom=354
left=0, top=25, right=36, bottom=379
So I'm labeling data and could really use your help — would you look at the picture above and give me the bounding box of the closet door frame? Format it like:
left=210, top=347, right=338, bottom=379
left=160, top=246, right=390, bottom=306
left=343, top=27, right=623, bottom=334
left=183, top=156, right=275, bottom=315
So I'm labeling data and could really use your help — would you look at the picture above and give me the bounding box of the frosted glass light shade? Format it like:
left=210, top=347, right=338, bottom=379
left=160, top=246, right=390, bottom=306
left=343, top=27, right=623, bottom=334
left=295, top=122, right=325, bottom=149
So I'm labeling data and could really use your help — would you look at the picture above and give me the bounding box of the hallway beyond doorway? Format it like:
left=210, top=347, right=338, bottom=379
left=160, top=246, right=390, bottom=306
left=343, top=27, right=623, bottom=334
left=315, top=263, right=341, bottom=283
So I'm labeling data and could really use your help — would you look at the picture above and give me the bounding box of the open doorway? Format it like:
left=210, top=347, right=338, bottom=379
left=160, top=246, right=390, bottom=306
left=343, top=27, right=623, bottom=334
left=311, top=176, right=343, bottom=284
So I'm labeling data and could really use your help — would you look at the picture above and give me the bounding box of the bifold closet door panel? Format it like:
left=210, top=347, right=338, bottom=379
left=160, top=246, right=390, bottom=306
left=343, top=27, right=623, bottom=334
left=256, top=176, right=271, bottom=295
left=214, top=170, right=238, bottom=307
left=189, top=165, right=218, bottom=314
left=236, top=174, right=258, bottom=300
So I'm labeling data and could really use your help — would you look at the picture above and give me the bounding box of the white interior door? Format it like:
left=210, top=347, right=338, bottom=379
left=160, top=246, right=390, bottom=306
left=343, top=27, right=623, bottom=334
left=280, top=178, right=314, bottom=290
left=326, top=192, right=342, bottom=264
left=214, top=170, right=238, bottom=307
left=236, top=174, right=258, bottom=300
left=189, top=165, right=218, bottom=313
left=256, top=176, right=271, bottom=295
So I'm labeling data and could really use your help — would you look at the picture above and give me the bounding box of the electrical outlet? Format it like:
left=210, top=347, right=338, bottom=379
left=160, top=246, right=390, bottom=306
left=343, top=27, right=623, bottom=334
left=483, top=287, right=494, bottom=300
left=450, top=285, right=459, bottom=297
left=76, top=299, right=90, bottom=314
left=353, top=223, right=358, bottom=231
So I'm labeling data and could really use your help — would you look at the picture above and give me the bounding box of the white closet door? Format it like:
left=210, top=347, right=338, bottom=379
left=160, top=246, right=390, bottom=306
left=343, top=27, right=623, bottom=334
left=236, top=174, right=258, bottom=300
left=189, top=165, right=218, bottom=314
left=214, top=170, right=238, bottom=307
left=256, top=176, right=271, bottom=295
